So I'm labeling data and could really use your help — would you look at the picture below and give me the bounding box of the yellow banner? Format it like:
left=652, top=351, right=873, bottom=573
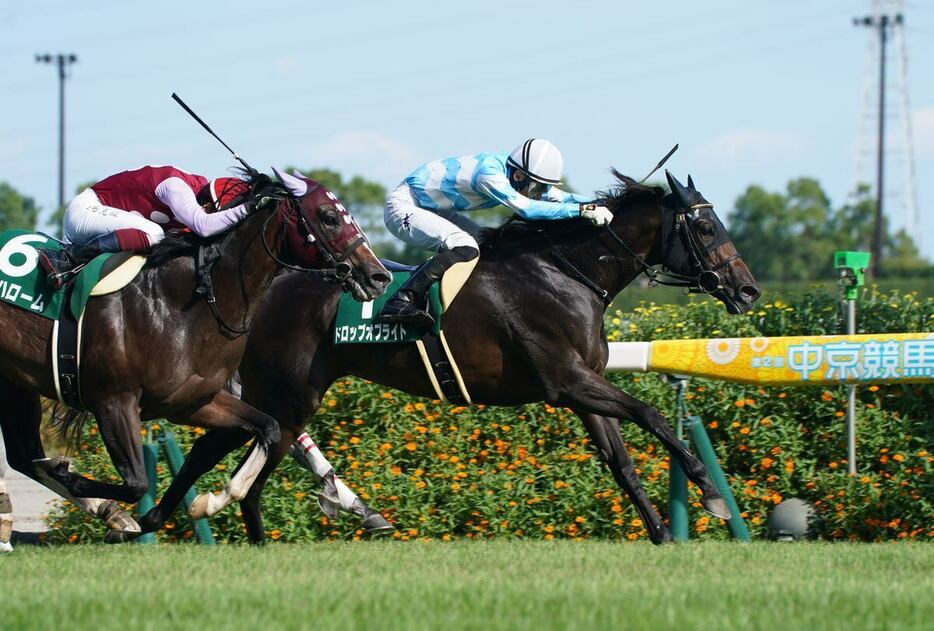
left=647, top=333, right=934, bottom=385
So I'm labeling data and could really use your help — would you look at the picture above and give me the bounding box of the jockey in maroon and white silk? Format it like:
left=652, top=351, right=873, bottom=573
left=40, top=165, right=250, bottom=288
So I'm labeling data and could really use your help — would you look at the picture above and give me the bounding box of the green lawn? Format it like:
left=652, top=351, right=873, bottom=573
left=2, top=541, right=932, bottom=630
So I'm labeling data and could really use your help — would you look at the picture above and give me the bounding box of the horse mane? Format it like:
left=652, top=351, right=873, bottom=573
left=478, top=170, right=664, bottom=249
left=145, top=170, right=289, bottom=267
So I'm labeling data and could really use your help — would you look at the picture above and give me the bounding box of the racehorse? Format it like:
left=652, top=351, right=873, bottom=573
left=137, top=170, right=760, bottom=544
left=0, top=170, right=390, bottom=537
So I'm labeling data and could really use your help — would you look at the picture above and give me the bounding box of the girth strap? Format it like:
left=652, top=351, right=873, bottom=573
left=55, top=283, right=83, bottom=410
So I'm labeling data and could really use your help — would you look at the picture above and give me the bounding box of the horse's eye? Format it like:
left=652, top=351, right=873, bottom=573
left=697, top=220, right=715, bottom=237
left=319, top=205, right=340, bottom=227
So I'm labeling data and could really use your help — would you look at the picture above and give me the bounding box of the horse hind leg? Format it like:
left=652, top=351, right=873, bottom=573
left=290, top=434, right=392, bottom=533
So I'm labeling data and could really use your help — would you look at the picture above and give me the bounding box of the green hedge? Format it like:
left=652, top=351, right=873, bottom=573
left=48, top=288, right=933, bottom=543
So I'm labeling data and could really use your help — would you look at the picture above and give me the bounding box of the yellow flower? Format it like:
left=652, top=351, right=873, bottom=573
left=406, top=442, right=417, bottom=452
left=349, top=437, right=361, bottom=444
left=270, top=529, right=282, bottom=540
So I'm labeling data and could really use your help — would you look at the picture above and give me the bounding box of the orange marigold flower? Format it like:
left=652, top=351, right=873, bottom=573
left=406, top=442, right=417, bottom=452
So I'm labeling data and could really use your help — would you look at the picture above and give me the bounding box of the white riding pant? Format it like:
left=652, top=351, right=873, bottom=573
left=62, top=188, right=166, bottom=246
left=384, top=184, right=480, bottom=253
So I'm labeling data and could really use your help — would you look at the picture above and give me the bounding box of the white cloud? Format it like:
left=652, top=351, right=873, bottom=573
left=308, top=130, right=419, bottom=185
left=692, top=128, right=803, bottom=164
left=913, top=106, right=934, bottom=158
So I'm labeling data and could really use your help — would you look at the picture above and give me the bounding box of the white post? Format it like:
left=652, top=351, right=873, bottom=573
left=846, top=298, right=858, bottom=475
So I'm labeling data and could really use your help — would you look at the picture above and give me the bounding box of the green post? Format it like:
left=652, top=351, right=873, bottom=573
left=160, top=430, right=215, bottom=545
left=136, top=442, right=159, bottom=544
left=668, top=442, right=690, bottom=542
left=667, top=377, right=691, bottom=541
left=683, top=416, right=750, bottom=541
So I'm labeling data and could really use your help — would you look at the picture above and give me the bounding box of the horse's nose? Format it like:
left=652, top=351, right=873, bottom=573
left=739, top=284, right=761, bottom=304
left=370, top=270, right=392, bottom=289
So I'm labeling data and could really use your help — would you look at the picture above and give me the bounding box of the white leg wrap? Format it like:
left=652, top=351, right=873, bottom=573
left=293, top=434, right=365, bottom=516
left=294, top=433, right=334, bottom=478
left=189, top=446, right=268, bottom=519
left=332, top=475, right=362, bottom=513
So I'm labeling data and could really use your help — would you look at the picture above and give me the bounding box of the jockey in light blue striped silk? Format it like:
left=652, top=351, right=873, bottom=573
left=379, top=139, right=613, bottom=326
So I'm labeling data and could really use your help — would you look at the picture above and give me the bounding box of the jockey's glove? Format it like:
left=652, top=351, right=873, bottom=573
left=579, top=204, right=613, bottom=227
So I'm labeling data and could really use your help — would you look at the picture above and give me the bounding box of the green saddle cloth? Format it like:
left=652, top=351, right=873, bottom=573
left=0, top=230, right=117, bottom=321
left=334, top=271, right=441, bottom=344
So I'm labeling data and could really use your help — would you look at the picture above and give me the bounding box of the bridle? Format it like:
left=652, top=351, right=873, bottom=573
left=260, top=185, right=368, bottom=284
left=201, top=181, right=369, bottom=337
left=546, top=198, right=743, bottom=307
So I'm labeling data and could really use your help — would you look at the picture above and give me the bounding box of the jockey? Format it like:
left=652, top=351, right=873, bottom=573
left=378, top=138, right=612, bottom=326
left=39, top=165, right=250, bottom=288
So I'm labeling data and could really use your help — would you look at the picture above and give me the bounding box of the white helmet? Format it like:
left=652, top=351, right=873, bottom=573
left=507, top=139, right=564, bottom=185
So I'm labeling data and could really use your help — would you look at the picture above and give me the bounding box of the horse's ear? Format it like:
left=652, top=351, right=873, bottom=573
left=665, top=169, right=690, bottom=206
left=272, top=166, right=307, bottom=197
left=687, top=174, right=695, bottom=191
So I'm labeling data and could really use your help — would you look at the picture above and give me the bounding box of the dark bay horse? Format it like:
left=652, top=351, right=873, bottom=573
left=139, top=170, right=760, bottom=544
left=0, top=170, right=390, bottom=537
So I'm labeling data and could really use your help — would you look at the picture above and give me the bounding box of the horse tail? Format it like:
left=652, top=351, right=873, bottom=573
left=46, top=401, right=94, bottom=451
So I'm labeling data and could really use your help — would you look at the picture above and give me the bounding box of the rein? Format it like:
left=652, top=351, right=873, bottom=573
left=537, top=201, right=741, bottom=305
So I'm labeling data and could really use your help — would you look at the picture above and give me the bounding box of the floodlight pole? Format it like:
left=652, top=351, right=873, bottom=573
left=35, top=53, right=78, bottom=212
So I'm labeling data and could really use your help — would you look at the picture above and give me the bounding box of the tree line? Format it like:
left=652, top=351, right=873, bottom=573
left=1, top=171, right=930, bottom=278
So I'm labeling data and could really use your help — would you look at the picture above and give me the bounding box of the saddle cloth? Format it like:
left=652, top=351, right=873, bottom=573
left=333, top=257, right=477, bottom=405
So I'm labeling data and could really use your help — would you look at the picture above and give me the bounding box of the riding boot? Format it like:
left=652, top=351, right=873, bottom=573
left=378, top=245, right=478, bottom=328
left=38, top=232, right=122, bottom=290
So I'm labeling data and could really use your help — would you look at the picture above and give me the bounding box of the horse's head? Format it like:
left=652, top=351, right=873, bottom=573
left=654, top=171, right=760, bottom=314
left=272, top=168, right=391, bottom=301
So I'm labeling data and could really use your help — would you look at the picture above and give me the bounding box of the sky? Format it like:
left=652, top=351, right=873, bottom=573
left=2, top=0, right=933, bottom=261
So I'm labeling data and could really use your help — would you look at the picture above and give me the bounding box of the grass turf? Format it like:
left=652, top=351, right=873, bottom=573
left=2, top=541, right=932, bottom=630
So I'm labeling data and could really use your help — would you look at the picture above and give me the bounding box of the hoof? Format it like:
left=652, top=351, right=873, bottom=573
left=650, top=527, right=675, bottom=545
left=189, top=493, right=212, bottom=520
left=362, top=512, right=394, bottom=535
left=103, top=529, right=142, bottom=545
left=0, top=541, right=12, bottom=554
left=316, top=492, right=339, bottom=519
left=98, top=501, right=140, bottom=533
left=701, top=495, right=732, bottom=520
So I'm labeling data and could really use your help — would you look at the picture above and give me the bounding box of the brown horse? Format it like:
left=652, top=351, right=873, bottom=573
left=138, top=170, right=760, bottom=544
left=0, top=170, right=390, bottom=537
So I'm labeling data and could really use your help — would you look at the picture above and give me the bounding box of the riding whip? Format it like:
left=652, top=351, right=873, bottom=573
left=171, top=92, right=258, bottom=176
left=639, top=143, right=678, bottom=184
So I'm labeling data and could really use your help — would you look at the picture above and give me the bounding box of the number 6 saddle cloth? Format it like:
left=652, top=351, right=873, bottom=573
left=0, top=229, right=147, bottom=408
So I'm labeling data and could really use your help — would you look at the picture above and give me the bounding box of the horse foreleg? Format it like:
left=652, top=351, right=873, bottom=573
left=557, top=365, right=729, bottom=519
left=182, top=391, right=280, bottom=520
left=288, top=433, right=393, bottom=533
left=137, top=428, right=252, bottom=535
left=239, top=427, right=297, bottom=543
left=575, top=411, right=672, bottom=544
